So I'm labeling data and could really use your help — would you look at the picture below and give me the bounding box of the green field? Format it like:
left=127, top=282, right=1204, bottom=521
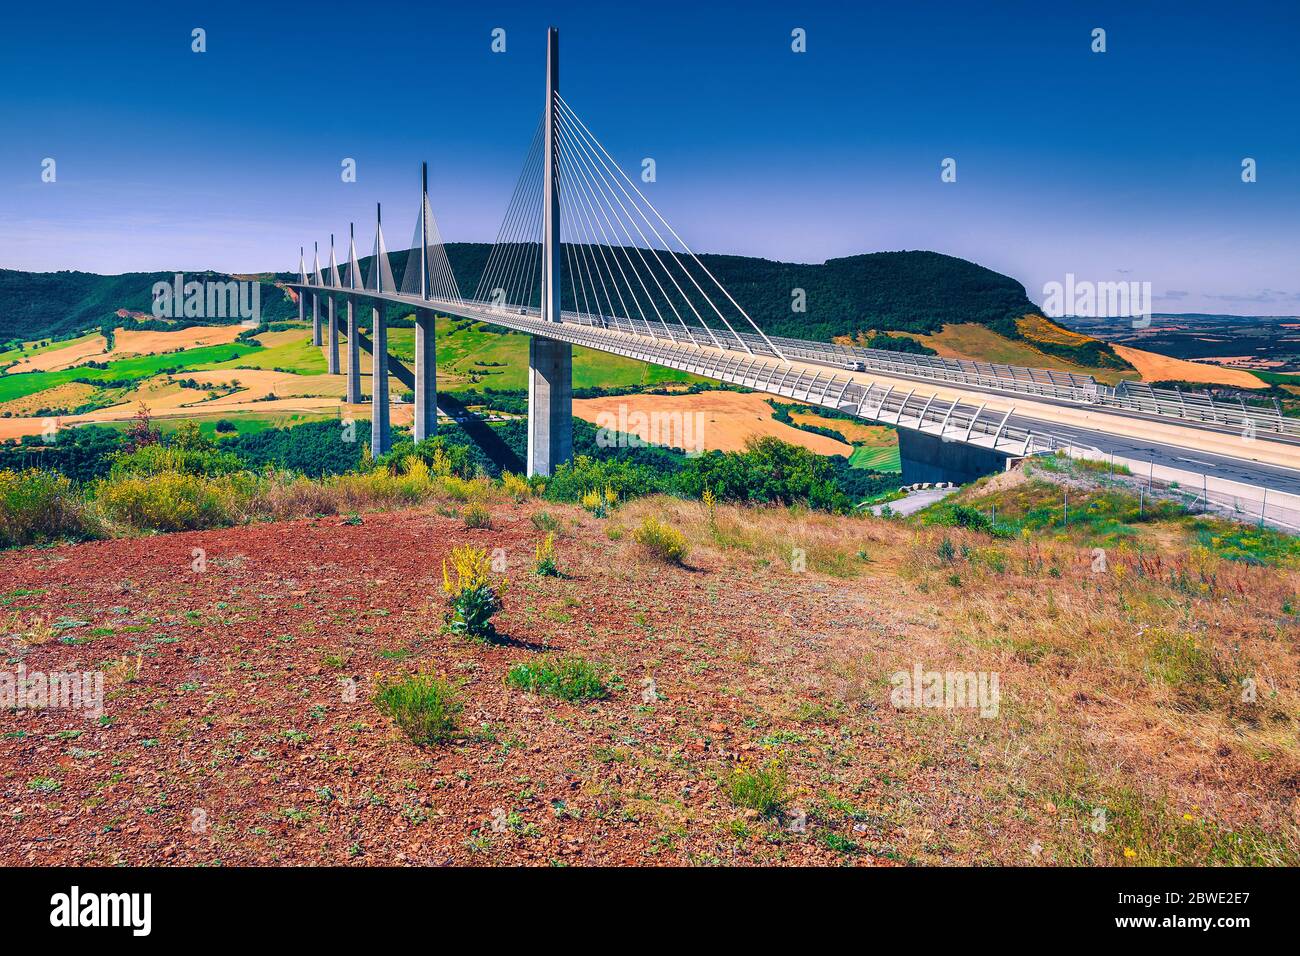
left=848, top=443, right=901, bottom=472
left=196, top=336, right=328, bottom=374
left=0, top=342, right=261, bottom=404
left=93, top=410, right=337, bottom=437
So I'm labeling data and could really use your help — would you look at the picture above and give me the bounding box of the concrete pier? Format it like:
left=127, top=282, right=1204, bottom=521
left=312, top=292, right=321, bottom=347
left=327, top=295, right=339, bottom=374
left=370, top=301, right=390, bottom=456
left=345, top=297, right=361, bottom=404
left=414, top=308, right=437, bottom=443
left=526, top=336, right=572, bottom=477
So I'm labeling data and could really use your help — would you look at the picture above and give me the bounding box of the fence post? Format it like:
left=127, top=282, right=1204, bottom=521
left=1260, top=488, right=1268, bottom=529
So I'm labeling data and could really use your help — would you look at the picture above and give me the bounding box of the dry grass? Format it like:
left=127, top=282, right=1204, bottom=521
left=606, top=493, right=1300, bottom=865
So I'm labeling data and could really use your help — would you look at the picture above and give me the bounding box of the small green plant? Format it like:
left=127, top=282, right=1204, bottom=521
left=531, top=511, right=562, bottom=533
left=534, top=532, right=560, bottom=576
left=727, top=760, right=788, bottom=817
left=506, top=656, right=608, bottom=701
left=442, top=545, right=507, bottom=640
left=633, top=515, right=688, bottom=565
left=820, top=832, right=859, bottom=854
left=937, top=536, right=956, bottom=563
left=462, top=503, right=492, bottom=529
left=373, top=673, right=461, bottom=746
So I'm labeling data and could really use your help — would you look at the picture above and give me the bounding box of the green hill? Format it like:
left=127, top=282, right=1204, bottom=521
left=0, top=269, right=298, bottom=345
left=435, top=245, right=1036, bottom=340
left=2, top=249, right=1112, bottom=370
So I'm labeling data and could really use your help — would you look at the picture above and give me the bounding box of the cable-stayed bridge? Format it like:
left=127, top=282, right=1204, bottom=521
left=288, top=28, right=1300, bottom=521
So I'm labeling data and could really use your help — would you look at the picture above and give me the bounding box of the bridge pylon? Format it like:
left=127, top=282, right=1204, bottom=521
left=345, top=223, right=362, bottom=405
left=311, top=241, right=322, bottom=347
left=414, top=162, right=437, bottom=443
left=526, top=25, right=573, bottom=477
left=370, top=203, right=390, bottom=456
left=326, top=234, right=340, bottom=375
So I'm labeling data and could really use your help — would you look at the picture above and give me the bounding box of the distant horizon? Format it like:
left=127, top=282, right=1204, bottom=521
left=2, top=0, right=1297, bottom=315
left=4, top=253, right=1299, bottom=326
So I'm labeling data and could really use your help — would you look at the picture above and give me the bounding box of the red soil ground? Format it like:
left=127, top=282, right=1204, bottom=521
left=0, top=505, right=941, bottom=866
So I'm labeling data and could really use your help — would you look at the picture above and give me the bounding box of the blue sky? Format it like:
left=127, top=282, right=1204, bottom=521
left=1, top=0, right=1296, bottom=315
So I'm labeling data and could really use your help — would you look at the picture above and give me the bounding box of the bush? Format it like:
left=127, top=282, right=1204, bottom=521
left=675, top=437, right=850, bottom=513
left=531, top=511, right=562, bottom=533
left=110, top=442, right=246, bottom=478
left=727, top=760, right=788, bottom=816
left=506, top=656, right=608, bottom=701
left=544, top=455, right=662, bottom=504
left=93, top=472, right=242, bottom=532
left=633, top=516, right=688, bottom=564
left=462, top=502, right=492, bottom=529
left=373, top=673, right=461, bottom=746
left=0, top=469, right=97, bottom=548
left=501, top=471, right=531, bottom=501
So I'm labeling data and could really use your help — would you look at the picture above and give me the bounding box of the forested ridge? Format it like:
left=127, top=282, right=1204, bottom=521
left=3, top=248, right=1038, bottom=346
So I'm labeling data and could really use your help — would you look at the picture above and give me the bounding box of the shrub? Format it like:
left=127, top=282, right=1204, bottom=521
left=676, top=437, right=850, bottom=513
left=506, top=656, right=608, bottom=701
left=372, top=673, right=461, bottom=746
left=501, top=471, right=531, bottom=501
left=93, top=472, right=242, bottom=532
left=110, top=442, right=245, bottom=478
left=544, top=455, right=662, bottom=504
left=531, top=511, right=562, bottom=533
left=727, top=760, right=788, bottom=817
left=462, top=502, right=492, bottom=529
left=534, top=531, right=560, bottom=576
left=0, top=469, right=96, bottom=548
left=633, top=516, right=688, bottom=565
left=441, top=545, right=507, bottom=640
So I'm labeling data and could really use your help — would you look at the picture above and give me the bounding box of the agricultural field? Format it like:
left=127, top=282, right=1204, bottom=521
left=890, top=322, right=1136, bottom=385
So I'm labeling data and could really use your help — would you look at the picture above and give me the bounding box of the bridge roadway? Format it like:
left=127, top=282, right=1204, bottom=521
left=290, top=283, right=1300, bottom=496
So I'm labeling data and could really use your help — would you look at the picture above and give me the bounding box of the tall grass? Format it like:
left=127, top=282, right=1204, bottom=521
left=0, top=469, right=97, bottom=547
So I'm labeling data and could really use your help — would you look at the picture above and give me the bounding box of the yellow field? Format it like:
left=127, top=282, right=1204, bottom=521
left=573, top=390, right=853, bottom=455
left=4, top=324, right=246, bottom=374
left=1110, top=344, right=1266, bottom=389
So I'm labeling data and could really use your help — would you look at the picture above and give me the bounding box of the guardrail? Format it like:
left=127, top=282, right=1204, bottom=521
left=294, top=281, right=1299, bottom=451
left=552, top=301, right=1300, bottom=439
left=1067, top=447, right=1300, bottom=533
left=438, top=299, right=1063, bottom=457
